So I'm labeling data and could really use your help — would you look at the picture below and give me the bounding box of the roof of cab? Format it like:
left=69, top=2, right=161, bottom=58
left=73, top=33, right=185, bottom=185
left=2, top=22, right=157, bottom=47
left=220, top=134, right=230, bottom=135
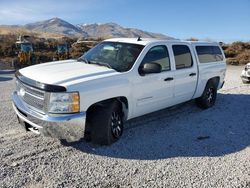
left=104, top=38, right=177, bottom=45
left=104, top=38, right=219, bottom=46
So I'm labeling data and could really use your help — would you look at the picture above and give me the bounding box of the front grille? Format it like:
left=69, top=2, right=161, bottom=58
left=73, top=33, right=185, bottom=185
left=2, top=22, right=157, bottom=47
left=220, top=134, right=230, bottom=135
left=16, top=80, right=45, bottom=113
left=20, top=83, right=44, bottom=98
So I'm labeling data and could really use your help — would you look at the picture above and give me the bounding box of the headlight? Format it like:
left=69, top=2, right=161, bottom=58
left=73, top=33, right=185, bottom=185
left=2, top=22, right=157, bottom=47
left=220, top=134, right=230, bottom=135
left=245, top=64, right=250, bottom=70
left=48, top=92, right=80, bottom=114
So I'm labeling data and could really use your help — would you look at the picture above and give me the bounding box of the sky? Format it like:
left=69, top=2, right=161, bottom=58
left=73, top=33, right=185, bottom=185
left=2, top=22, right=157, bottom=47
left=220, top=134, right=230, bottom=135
left=0, top=0, right=249, bottom=43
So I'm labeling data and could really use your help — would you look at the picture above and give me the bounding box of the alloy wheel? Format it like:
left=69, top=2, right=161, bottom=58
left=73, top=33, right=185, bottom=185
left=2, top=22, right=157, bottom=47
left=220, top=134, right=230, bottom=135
left=206, top=88, right=214, bottom=104
left=111, top=111, right=122, bottom=138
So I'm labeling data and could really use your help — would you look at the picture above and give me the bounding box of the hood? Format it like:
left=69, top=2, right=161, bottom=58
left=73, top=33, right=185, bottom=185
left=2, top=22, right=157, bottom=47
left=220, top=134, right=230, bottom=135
left=19, top=60, right=119, bottom=86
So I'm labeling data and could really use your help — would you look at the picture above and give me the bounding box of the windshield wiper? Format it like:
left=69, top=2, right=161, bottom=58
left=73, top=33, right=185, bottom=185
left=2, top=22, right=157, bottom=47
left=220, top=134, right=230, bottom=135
left=88, top=61, right=113, bottom=69
left=78, top=58, right=114, bottom=70
left=77, top=57, right=89, bottom=64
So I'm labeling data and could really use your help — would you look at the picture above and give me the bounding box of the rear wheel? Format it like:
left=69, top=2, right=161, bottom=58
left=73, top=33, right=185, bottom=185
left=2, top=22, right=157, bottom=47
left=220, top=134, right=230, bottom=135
left=88, top=100, right=123, bottom=145
left=196, top=81, right=218, bottom=109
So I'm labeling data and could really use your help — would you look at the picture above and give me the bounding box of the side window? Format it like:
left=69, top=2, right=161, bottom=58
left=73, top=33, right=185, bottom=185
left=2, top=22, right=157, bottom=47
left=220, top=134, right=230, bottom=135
left=212, top=46, right=224, bottom=61
left=172, top=45, right=193, bottom=69
left=141, top=45, right=170, bottom=71
left=196, top=46, right=224, bottom=63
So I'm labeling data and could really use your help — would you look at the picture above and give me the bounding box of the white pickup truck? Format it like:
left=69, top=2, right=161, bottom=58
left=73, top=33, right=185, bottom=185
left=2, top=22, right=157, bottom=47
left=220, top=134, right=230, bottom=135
left=12, top=38, right=226, bottom=145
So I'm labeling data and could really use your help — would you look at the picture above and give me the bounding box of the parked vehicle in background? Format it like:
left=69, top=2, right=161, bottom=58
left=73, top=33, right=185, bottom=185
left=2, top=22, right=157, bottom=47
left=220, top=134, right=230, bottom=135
left=56, top=43, right=69, bottom=60
left=241, top=63, right=250, bottom=83
left=13, top=35, right=35, bottom=69
left=12, top=38, right=226, bottom=145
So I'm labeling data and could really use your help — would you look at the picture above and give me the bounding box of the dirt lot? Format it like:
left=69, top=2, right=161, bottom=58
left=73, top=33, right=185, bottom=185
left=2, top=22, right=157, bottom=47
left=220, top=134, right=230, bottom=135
left=0, top=66, right=249, bottom=188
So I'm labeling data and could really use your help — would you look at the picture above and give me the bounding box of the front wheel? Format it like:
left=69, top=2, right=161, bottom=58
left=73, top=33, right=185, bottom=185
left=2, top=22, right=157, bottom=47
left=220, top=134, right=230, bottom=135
left=89, top=100, right=123, bottom=145
left=196, top=81, right=217, bottom=109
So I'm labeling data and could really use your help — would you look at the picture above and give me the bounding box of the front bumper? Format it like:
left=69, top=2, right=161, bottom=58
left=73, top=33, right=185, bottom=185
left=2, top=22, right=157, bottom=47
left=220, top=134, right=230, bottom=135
left=12, top=91, right=86, bottom=142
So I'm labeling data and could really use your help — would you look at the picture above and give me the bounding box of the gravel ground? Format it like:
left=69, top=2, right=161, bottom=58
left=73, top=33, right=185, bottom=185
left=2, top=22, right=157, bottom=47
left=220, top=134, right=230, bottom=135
left=0, top=66, right=250, bottom=188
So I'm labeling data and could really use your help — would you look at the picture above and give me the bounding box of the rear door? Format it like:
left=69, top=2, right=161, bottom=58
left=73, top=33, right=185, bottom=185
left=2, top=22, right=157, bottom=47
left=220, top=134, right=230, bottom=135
left=170, top=43, right=198, bottom=103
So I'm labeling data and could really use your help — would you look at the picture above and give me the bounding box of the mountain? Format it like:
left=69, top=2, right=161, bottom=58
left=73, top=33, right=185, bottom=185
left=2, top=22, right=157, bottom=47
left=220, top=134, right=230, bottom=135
left=24, top=17, right=84, bottom=37
left=77, top=22, right=170, bottom=39
left=2, top=18, right=173, bottom=39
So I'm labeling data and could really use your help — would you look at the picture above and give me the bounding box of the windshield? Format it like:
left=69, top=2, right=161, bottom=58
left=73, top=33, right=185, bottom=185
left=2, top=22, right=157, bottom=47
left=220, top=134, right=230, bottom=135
left=21, top=43, right=33, bottom=52
left=79, top=42, right=144, bottom=72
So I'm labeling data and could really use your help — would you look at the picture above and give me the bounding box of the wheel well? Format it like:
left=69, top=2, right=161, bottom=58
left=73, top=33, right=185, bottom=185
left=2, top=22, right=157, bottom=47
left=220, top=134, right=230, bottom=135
left=86, top=97, right=129, bottom=121
left=207, top=76, right=220, bottom=88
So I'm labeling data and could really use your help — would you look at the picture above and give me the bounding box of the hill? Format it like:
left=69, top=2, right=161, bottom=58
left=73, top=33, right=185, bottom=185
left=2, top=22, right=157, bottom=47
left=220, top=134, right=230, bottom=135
left=77, top=22, right=170, bottom=39
left=24, top=18, right=83, bottom=37
left=1, top=17, right=172, bottom=39
left=0, top=26, right=65, bottom=39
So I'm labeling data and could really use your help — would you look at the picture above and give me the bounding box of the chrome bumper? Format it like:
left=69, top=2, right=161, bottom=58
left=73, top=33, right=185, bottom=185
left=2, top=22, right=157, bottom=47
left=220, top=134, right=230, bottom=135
left=12, top=91, right=86, bottom=142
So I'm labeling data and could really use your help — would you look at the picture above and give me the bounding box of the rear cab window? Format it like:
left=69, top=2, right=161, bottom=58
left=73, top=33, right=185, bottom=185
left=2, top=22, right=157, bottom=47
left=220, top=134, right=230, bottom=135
left=195, top=45, right=224, bottom=63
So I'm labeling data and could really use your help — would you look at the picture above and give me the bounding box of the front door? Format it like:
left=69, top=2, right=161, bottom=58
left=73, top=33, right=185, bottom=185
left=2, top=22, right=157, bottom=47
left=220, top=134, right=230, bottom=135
left=132, top=45, right=175, bottom=117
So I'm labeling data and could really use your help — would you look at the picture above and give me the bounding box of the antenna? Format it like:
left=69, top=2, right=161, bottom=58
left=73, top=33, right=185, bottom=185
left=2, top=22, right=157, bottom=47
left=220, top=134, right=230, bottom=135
left=137, top=36, right=142, bottom=41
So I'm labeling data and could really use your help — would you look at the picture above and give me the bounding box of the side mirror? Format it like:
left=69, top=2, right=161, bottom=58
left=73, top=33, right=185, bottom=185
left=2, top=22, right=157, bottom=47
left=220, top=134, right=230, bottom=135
left=139, top=62, right=162, bottom=75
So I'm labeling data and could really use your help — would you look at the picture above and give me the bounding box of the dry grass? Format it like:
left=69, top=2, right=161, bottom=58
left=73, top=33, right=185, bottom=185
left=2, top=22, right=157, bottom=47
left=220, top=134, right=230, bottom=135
left=223, top=42, right=250, bottom=65
left=0, top=26, right=64, bottom=39
left=0, top=34, right=99, bottom=69
left=0, top=32, right=249, bottom=67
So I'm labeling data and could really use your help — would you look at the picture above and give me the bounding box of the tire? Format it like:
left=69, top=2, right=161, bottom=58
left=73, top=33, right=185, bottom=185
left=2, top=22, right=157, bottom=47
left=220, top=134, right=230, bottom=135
left=196, top=81, right=218, bottom=109
left=88, top=100, right=123, bottom=145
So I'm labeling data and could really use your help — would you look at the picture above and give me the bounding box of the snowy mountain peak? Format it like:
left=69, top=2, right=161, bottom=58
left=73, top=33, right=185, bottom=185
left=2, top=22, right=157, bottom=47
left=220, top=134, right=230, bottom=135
left=18, top=18, right=173, bottom=39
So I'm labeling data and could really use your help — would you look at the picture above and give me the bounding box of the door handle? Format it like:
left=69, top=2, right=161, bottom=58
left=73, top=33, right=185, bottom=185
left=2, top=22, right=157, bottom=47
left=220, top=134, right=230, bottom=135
left=189, top=73, right=196, bottom=76
left=164, top=77, right=174, bottom=81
